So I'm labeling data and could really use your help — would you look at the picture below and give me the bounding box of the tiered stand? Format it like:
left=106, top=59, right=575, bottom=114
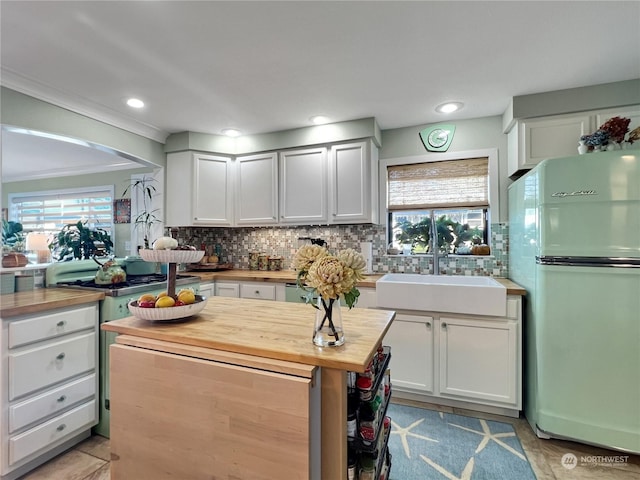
left=128, top=249, right=207, bottom=321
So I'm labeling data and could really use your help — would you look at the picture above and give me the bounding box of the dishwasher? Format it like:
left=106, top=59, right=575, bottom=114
left=284, top=283, right=317, bottom=303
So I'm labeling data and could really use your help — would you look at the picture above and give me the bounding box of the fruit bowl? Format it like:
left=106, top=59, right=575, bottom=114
left=138, top=249, right=204, bottom=264
left=128, top=295, right=207, bottom=322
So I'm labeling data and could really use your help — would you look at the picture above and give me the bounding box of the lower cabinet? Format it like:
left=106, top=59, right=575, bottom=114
left=439, top=316, right=517, bottom=405
left=383, top=314, right=433, bottom=393
left=382, top=296, right=522, bottom=416
left=110, top=342, right=320, bottom=479
left=1, top=304, right=99, bottom=479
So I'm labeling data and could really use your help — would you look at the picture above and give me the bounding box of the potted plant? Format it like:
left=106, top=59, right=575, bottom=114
left=123, top=176, right=161, bottom=250
left=1, top=220, right=28, bottom=267
left=48, top=220, right=113, bottom=261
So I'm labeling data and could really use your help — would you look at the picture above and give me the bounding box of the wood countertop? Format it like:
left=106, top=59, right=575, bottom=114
left=187, top=269, right=526, bottom=295
left=102, top=296, right=395, bottom=373
left=0, top=288, right=105, bottom=317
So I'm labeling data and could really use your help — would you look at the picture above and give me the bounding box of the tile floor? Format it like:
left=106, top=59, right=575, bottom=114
left=21, top=399, right=640, bottom=479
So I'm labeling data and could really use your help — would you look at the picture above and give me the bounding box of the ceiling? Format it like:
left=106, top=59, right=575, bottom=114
left=1, top=1, right=639, bottom=181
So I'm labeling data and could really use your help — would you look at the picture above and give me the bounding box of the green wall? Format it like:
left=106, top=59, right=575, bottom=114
left=1, top=87, right=166, bottom=166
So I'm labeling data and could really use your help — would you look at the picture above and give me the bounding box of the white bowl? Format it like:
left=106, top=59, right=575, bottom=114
left=138, top=249, right=205, bottom=264
left=128, top=295, right=207, bottom=322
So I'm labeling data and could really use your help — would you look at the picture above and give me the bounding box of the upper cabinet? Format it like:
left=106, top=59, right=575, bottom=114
left=329, top=140, right=378, bottom=224
left=166, top=152, right=234, bottom=226
left=279, top=147, right=328, bottom=224
left=166, top=139, right=379, bottom=227
left=235, top=152, right=278, bottom=225
left=507, top=105, right=640, bottom=177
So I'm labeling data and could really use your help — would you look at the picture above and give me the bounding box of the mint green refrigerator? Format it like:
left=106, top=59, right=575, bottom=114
left=509, top=149, right=640, bottom=454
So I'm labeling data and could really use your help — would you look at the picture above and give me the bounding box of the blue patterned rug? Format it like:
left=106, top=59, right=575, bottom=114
left=387, top=403, right=536, bottom=480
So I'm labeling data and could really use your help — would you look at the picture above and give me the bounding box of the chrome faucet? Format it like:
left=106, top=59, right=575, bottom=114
left=430, top=212, right=447, bottom=275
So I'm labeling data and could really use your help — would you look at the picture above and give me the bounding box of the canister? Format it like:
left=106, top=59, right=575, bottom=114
left=268, top=256, right=283, bottom=271
left=249, top=251, right=261, bottom=270
left=258, top=254, right=270, bottom=271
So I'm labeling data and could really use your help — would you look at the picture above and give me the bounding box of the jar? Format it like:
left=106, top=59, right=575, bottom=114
left=268, top=256, right=283, bottom=271
left=249, top=251, right=261, bottom=270
left=356, top=376, right=373, bottom=402
left=258, top=254, right=270, bottom=271
left=347, top=448, right=358, bottom=480
left=358, top=402, right=376, bottom=442
left=347, top=406, right=358, bottom=438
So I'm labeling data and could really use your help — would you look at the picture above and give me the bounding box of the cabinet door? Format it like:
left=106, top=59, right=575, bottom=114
left=329, top=141, right=375, bottom=224
left=193, top=154, right=234, bottom=226
left=236, top=153, right=278, bottom=225
left=279, top=147, right=327, bottom=224
left=215, top=282, right=239, bottom=297
left=383, top=313, right=434, bottom=393
left=198, top=283, right=215, bottom=299
left=166, top=152, right=194, bottom=226
left=439, top=317, right=516, bottom=405
left=509, top=113, right=592, bottom=176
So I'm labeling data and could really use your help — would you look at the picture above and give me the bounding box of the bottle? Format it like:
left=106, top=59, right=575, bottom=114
left=347, top=396, right=358, bottom=438
left=359, top=402, right=376, bottom=442
left=347, top=447, right=358, bottom=480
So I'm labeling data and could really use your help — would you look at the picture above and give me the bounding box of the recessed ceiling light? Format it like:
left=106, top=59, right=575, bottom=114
left=310, top=115, right=330, bottom=125
left=435, top=102, right=463, bottom=114
left=126, top=98, right=145, bottom=109
left=222, top=128, right=242, bottom=137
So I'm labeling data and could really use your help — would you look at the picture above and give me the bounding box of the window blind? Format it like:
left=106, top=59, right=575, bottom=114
left=9, top=186, right=114, bottom=235
left=387, top=157, right=489, bottom=210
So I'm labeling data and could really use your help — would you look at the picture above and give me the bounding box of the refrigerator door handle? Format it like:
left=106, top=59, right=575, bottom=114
left=537, top=256, right=640, bottom=268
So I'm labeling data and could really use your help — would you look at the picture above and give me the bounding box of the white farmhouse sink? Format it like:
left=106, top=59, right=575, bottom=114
left=376, top=274, right=506, bottom=316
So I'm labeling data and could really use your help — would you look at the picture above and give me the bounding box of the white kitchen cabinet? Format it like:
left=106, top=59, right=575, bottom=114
left=198, top=283, right=215, bottom=299
left=279, top=147, right=328, bottom=224
left=381, top=295, right=522, bottom=417
left=215, top=282, right=240, bottom=297
left=351, top=287, right=376, bottom=309
left=329, top=140, right=378, bottom=224
left=166, top=152, right=234, bottom=226
left=1, top=304, right=99, bottom=479
left=507, top=112, right=592, bottom=177
left=235, top=152, right=278, bottom=225
left=438, top=316, right=517, bottom=405
left=383, top=313, right=434, bottom=393
left=507, top=105, right=640, bottom=177
left=240, top=282, right=276, bottom=301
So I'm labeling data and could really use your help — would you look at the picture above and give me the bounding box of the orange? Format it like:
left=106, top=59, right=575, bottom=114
left=138, top=293, right=156, bottom=303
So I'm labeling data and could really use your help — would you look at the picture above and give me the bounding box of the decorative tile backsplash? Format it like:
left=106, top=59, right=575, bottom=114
left=175, top=222, right=509, bottom=277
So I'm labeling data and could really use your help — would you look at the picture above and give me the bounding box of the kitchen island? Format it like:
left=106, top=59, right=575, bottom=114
left=102, top=296, right=395, bottom=480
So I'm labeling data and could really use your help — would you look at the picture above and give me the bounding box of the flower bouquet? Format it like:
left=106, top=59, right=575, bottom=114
left=293, top=245, right=366, bottom=347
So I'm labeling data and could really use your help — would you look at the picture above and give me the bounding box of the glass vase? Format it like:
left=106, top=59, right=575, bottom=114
left=313, top=296, right=345, bottom=347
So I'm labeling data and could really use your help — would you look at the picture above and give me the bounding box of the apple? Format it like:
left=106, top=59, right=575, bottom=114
left=174, top=300, right=185, bottom=306
left=138, top=300, right=156, bottom=308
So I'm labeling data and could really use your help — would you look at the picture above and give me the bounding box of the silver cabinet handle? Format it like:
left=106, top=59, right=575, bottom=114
left=57, top=395, right=67, bottom=402
left=56, top=424, right=66, bottom=432
left=442, top=322, right=447, bottom=329
left=426, top=321, right=431, bottom=328
left=56, top=320, right=65, bottom=327
left=56, top=352, right=66, bottom=360
left=255, top=290, right=260, bottom=295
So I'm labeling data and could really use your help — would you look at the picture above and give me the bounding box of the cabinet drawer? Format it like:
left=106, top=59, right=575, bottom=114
left=215, top=282, right=239, bottom=297
left=9, top=305, right=97, bottom=348
left=9, top=400, right=97, bottom=466
left=9, top=373, right=96, bottom=433
left=9, top=332, right=96, bottom=400
left=240, top=283, right=276, bottom=300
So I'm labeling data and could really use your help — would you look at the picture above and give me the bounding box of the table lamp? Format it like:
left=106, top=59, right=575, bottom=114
left=26, top=232, right=50, bottom=264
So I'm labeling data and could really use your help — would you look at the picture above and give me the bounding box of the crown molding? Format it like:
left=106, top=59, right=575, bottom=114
left=1, top=69, right=168, bottom=144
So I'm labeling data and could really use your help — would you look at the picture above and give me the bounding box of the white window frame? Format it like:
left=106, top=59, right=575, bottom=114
left=379, top=148, right=500, bottom=242
left=8, top=185, right=115, bottom=239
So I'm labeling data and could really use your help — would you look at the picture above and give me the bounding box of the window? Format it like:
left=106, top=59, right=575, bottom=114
left=8, top=186, right=115, bottom=239
left=386, top=157, right=490, bottom=254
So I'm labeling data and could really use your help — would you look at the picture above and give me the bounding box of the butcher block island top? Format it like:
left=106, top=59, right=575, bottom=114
left=102, top=295, right=395, bottom=373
